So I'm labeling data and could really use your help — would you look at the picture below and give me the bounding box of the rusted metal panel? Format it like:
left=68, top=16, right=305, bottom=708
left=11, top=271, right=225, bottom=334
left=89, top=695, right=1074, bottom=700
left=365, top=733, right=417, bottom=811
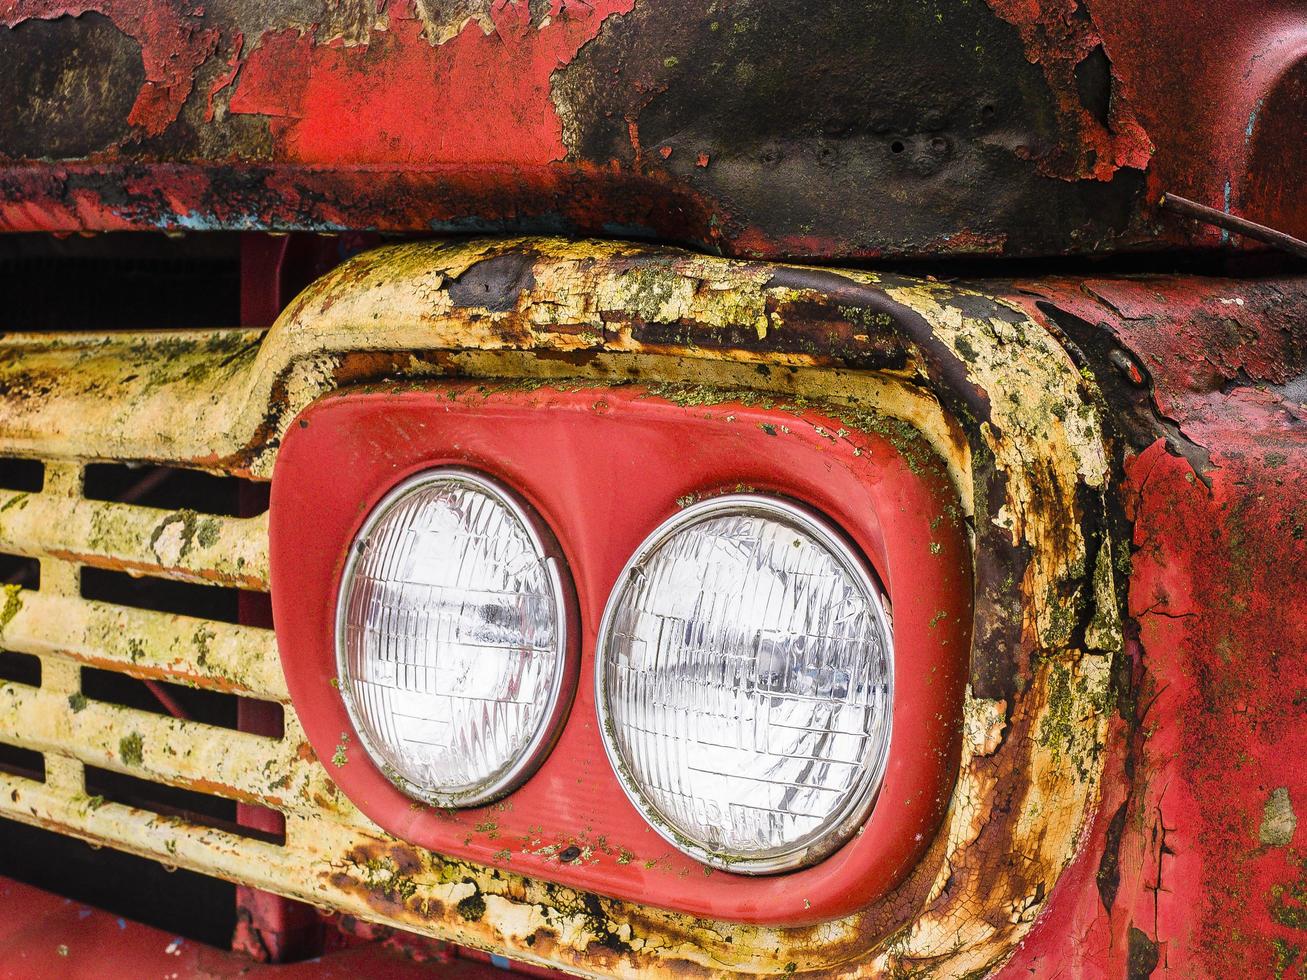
left=0, top=239, right=1121, bottom=976
left=995, top=275, right=1307, bottom=977
left=0, top=2, right=1302, bottom=255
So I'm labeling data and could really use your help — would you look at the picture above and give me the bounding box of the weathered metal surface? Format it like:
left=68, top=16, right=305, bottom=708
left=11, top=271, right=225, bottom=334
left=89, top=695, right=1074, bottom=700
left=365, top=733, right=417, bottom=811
left=0, top=1, right=1302, bottom=255
left=0, top=239, right=1119, bottom=975
left=992, top=274, right=1307, bottom=977
left=3, top=591, right=285, bottom=699
left=0, top=489, right=269, bottom=588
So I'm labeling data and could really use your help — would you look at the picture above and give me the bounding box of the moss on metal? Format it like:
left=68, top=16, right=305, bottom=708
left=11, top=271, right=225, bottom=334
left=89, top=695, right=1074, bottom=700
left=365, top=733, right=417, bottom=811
left=118, top=731, right=144, bottom=767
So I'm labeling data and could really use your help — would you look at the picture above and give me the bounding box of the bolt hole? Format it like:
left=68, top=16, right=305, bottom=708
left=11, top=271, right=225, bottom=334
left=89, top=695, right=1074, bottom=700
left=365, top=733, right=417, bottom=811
left=890, top=140, right=905, bottom=154
left=559, top=845, right=582, bottom=863
left=981, top=103, right=996, bottom=119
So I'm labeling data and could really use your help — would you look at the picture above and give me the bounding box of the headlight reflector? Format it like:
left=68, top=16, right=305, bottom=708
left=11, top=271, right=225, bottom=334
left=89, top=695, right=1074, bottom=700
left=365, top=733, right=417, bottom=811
left=336, top=469, right=572, bottom=806
left=597, top=495, right=893, bottom=873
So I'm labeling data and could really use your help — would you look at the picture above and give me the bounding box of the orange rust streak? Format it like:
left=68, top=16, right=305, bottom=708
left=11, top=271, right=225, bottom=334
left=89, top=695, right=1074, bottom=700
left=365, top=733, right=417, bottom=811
left=44, top=549, right=267, bottom=591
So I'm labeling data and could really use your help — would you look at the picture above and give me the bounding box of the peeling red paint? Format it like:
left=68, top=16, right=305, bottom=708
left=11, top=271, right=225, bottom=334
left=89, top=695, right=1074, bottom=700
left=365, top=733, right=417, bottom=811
left=204, top=29, right=243, bottom=123
left=1002, top=275, right=1307, bottom=977
left=228, top=1, right=633, bottom=166
left=0, top=1, right=1300, bottom=255
left=1087, top=0, right=1307, bottom=242
left=0, top=0, right=218, bottom=137
left=985, top=0, right=1153, bottom=180
left=1008, top=437, right=1307, bottom=977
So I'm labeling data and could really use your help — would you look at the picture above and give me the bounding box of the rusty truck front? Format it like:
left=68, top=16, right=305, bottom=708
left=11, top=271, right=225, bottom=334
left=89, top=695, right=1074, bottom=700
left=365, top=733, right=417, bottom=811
left=0, top=2, right=1303, bottom=978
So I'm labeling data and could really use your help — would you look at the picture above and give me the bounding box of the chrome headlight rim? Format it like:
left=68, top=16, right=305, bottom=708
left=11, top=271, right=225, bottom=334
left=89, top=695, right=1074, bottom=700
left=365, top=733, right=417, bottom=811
left=333, top=466, right=576, bottom=809
left=594, top=492, right=895, bottom=875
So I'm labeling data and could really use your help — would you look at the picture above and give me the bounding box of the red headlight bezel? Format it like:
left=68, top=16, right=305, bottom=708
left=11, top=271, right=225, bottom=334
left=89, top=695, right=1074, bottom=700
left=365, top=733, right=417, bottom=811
left=270, top=383, right=972, bottom=926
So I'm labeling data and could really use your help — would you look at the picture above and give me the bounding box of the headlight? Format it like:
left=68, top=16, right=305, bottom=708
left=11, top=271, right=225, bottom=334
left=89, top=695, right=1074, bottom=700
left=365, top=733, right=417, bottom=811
left=596, top=495, right=893, bottom=873
left=335, top=468, right=573, bottom=806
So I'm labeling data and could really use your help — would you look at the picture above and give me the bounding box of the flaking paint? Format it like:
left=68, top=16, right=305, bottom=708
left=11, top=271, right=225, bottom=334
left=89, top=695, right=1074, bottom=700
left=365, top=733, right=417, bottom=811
left=0, top=2, right=1302, bottom=253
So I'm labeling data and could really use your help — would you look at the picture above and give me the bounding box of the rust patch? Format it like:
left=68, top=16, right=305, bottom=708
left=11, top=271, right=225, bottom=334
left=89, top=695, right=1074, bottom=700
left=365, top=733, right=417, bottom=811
left=0, top=12, right=143, bottom=159
left=983, top=0, right=1153, bottom=180
left=0, top=1, right=218, bottom=138
left=553, top=0, right=1151, bottom=257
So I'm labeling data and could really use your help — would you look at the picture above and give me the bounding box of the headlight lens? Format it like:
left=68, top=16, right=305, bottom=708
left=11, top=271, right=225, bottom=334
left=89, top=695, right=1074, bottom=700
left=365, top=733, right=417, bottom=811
left=336, top=469, right=572, bottom=806
left=597, top=495, right=893, bottom=873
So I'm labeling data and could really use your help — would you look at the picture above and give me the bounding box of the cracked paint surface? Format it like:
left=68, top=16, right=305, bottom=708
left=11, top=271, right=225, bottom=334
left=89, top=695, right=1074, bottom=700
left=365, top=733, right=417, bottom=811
left=998, top=274, right=1307, bottom=977
left=0, top=1, right=1302, bottom=252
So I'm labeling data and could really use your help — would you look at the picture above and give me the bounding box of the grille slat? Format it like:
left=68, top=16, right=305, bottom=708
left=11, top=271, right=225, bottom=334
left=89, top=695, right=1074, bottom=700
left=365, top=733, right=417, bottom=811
left=0, top=771, right=311, bottom=893
left=0, top=489, right=269, bottom=590
left=1, top=590, right=286, bottom=702
left=0, top=684, right=309, bottom=811
left=1, top=766, right=379, bottom=910
left=0, top=442, right=476, bottom=942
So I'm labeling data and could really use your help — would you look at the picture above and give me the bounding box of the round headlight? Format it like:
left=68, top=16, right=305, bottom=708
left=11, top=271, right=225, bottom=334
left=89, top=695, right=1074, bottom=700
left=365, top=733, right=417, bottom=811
left=596, top=495, right=893, bottom=873
left=335, top=469, right=573, bottom=807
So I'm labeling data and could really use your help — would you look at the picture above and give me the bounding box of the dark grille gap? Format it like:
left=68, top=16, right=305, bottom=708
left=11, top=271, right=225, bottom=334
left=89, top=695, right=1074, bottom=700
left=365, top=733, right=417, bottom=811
left=240, top=590, right=274, bottom=626
left=81, top=566, right=249, bottom=624
left=81, top=666, right=239, bottom=726
left=0, top=232, right=241, bottom=332
left=0, top=553, right=40, bottom=589
left=0, top=650, right=39, bottom=687
left=80, top=667, right=283, bottom=738
left=0, top=742, right=43, bottom=781
left=0, top=458, right=43, bottom=493
left=83, top=765, right=285, bottom=846
left=0, top=817, right=237, bottom=947
left=83, top=464, right=270, bottom=516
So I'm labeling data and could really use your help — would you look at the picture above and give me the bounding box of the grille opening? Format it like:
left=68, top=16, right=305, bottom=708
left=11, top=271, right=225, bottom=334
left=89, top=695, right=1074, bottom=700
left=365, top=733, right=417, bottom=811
left=80, top=566, right=256, bottom=624
left=0, top=816, right=237, bottom=947
left=241, top=590, right=274, bottom=626
left=84, top=765, right=285, bottom=846
left=84, top=463, right=270, bottom=516
left=0, top=742, right=43, bottom=781
left=0, top=458, right=43, bottom=493
left=0, top=649, right=39, bottom=687
left=0, top=553, right=40, bottom=589
left=0, top=232, right=241, bottom=332
left=79, top=667, right=284, bottom=737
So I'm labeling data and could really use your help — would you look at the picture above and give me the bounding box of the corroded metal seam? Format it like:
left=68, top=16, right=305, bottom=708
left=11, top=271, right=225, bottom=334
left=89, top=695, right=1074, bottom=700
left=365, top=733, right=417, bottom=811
left=0, top=239, right=1119, bottom=977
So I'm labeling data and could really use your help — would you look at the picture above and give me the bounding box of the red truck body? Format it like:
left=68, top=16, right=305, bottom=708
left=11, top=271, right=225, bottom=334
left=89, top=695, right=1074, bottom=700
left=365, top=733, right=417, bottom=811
left=0, top=2, right=1303, bottom=977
